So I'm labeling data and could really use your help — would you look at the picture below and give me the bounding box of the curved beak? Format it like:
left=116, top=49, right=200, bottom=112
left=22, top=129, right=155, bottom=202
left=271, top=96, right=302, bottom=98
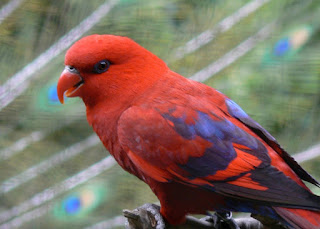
left=57, top=67, right=84, bottom=104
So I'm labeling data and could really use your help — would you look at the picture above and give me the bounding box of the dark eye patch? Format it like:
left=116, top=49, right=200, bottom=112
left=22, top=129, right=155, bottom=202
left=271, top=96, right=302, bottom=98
left=93, top=60, right=110, bottom=74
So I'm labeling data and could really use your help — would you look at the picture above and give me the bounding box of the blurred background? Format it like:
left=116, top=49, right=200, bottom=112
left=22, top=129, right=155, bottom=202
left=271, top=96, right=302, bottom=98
left=0, top=0, right=320, bottom=228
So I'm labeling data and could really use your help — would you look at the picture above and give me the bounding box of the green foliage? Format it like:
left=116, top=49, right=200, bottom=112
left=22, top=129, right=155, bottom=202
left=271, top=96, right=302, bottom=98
left=0, top=0, right=320, bottom=228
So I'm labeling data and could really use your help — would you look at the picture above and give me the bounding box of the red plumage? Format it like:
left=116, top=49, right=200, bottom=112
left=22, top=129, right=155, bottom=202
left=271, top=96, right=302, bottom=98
left=57, top=34, right=320, bottom=228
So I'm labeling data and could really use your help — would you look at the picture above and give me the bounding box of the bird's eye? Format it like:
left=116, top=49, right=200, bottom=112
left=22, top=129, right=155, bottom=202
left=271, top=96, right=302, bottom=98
left=93, top=60, right=110, bottom=74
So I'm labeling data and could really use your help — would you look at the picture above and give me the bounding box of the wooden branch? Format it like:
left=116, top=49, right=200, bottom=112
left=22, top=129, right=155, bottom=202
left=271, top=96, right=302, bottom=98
left=122, top=203, right=288, bottom=229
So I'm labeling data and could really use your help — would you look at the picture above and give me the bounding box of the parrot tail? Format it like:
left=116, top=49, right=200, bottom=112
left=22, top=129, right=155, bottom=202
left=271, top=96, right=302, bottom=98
left=274, top=207, right=320, bottom=229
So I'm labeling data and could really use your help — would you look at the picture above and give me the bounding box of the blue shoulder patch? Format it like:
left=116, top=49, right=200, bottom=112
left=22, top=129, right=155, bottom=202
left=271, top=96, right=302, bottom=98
left=161, top=113, right=196, bottom=140
left=226, top=99, right=249, bottom=119
left=226, top=99, right=276, bottom=142
left=161, top=110, right=269, bottom=178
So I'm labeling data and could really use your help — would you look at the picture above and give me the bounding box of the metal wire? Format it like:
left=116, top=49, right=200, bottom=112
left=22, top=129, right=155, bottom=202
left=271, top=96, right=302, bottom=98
left=189, top=23, right=274, bottom=82
left=0, top=155, right=117, bottom=224
left=83, top=216, right=126, bottom=229
left=0, top=134, right=100, bottom=194
left=172, top=0, right=271, bottom=60
left=0, top=0, right=119, bottom=111
left=0, top=0, right=24, bottom=25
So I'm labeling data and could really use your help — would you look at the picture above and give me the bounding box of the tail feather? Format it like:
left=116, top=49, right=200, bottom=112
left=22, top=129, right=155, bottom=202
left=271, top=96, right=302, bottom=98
left=275, top=207, right=320, bottom=229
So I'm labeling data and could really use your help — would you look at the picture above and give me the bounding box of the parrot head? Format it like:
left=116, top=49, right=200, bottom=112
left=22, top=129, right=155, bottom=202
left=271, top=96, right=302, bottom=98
left=57, top=34, right=167, bottom=106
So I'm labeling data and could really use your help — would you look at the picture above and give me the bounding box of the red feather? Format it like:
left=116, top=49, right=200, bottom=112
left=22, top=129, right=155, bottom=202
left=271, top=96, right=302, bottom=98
left=57, top=35, right=320, bottom=228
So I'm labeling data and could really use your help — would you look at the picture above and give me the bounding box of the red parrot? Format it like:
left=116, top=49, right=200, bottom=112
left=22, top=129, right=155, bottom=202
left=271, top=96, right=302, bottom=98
left=57, top=34, right=320, bottom=229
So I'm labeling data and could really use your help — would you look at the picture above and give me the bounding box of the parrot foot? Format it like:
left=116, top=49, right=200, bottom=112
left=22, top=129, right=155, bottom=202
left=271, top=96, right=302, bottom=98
left=124, top=204, right=269, bottom=229
left=204, top=211, right=240, bottom=229
left=123, top=203, right=165, bottom=229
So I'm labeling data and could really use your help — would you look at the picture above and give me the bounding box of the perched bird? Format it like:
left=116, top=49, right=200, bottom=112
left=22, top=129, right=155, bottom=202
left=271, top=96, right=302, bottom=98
left=57, top=34, right=320, bottom=229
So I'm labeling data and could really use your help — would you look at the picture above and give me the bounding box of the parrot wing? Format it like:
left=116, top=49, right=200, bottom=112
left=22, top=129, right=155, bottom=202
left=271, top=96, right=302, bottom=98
left=117, top=103, right=320, bottom=211
left=225, top=99, right=320, bottom=187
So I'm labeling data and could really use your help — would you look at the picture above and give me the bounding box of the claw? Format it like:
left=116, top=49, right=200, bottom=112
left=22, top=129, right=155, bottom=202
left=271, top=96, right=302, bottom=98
left=204, top=211, right=240, bottom=229
left=143, top=204, right=166, bottom=229
left=124, top=203, right=165, bottom=229
left=216, top=212, right=239, bottom=229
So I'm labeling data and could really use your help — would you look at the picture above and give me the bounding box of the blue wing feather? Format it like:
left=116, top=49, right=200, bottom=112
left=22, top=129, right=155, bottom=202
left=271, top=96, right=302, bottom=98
left=225, top=98, right=320, bottom=187
left=162, top=110, right=269, bottom=178
left=159, top=107, right=320, bottom=211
